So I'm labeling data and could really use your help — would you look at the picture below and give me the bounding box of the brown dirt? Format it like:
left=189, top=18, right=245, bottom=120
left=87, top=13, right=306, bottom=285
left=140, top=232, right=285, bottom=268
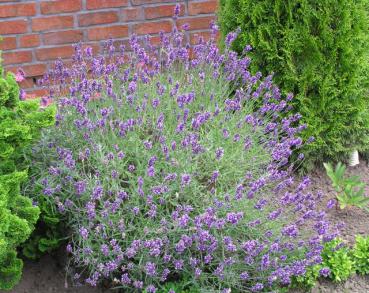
left=291, top=162, right=369, bottom=293
left=9, top=252, right=106, bottom=293
left=309, top=163, right=369, bottom=244
left=9, top=164, right=369, bottom=293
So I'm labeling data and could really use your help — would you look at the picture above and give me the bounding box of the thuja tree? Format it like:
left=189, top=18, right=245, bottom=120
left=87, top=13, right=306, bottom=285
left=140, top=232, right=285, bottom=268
left=0, top=55, right=55, bottom=290
left=219, top=0, right=369, bottom=167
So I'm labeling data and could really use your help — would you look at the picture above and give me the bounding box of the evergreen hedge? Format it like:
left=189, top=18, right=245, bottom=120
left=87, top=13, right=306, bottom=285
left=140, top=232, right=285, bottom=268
left=219, top=0, right=369, bottom=167
left=0, top=53, right=55, bottom=290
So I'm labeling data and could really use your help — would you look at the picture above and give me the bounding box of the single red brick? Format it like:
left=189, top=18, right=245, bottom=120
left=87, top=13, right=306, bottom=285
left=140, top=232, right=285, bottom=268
left=121, top=7, right=142, bottom=22
left=0, top=20, right=27, bottom=35
left=190, top=31, right=212, bottom=45
left=43, top=30, right=83, bottom=45
left=188, top=47, right=195, bottom=59
left=32, top=16, right=74, bottom=32
left=18, top=77, right=37, bottom=89
left=189, top=0, right=218, bottom=15
left=2, top=51, right=32, bottom=65
left=6, top=63, right=47, bottom=77
left=19, top=34, right=40, bottom=48
left=190, top=31, right=219, bottom=45
left=147, top=35, right=161, bottom=46
left=132, top=0, right=170, bottom=5
left=111, top=39, right=130, bottom=49
left=0, top=3, right=36, bottom=18
left=87, top=25, right=128, bottom=41
left=0, top=37, right=16, bottom=50
left=133, top=20, right=172, bottom=35
left=41, top=0, right=82, bottom=14
left=36, top=46, right=74, bottom=61
left=145, top=4, right=184, bottom=20
left=78, top=11, right=119, bottom=27
left=86, top=0, right=128, bottom=10
left=177, top=16, right=215, bottom=31
left=57, top=59, right=73, bottom=69
left=25, top=88, right=49, bottom=99
left=81, top=43, right=101, bottom=55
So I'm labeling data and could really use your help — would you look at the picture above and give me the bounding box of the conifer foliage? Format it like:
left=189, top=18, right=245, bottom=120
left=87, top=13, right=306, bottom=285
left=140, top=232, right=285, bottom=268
left=0, top=56, right=55, bottom=290
left=219, top=0, right=369, bottom=166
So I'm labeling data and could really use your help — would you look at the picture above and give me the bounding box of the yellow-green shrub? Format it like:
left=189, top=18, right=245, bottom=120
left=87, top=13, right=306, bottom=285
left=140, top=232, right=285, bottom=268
left=0, top=55, right=55, bottom=290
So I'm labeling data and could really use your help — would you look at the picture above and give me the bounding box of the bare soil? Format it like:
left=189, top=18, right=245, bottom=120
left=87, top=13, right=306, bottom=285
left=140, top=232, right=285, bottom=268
left=9, top=253, right=105, bottom=293
left=292, top=163, right=369, bottom=293
left=9, top=164, right=369, bottom=293
left=310, top=163, right=369, bottom=244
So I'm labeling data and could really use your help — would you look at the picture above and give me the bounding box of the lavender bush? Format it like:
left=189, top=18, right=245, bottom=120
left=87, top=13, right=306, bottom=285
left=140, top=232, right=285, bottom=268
left=28, top=7, right=339, bottom=292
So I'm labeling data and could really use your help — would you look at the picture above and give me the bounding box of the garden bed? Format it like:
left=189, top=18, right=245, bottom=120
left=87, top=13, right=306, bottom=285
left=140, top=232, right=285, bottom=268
left=10, top=163, right=369, bottom=293
left=291, top=163, right=369, bottom=293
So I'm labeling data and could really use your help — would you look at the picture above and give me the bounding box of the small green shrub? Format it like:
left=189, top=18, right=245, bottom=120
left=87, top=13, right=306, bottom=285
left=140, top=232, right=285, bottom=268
left=321, top=239, right=354, bottom=282
left=219, top=0, right=369, bottom=168
left=292, top=238, right=359, bottom=289
left=0, top=54, right=56, bottom=290
left=292, top=264, right=321, bottom=289
left=324, top=162, right=369, bottom=211
left=352, top=235, right=369, bottom=275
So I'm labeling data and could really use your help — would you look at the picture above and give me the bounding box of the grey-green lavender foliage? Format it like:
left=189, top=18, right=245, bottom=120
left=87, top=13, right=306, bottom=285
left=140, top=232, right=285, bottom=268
left=26, top=13, right=336, bottom=292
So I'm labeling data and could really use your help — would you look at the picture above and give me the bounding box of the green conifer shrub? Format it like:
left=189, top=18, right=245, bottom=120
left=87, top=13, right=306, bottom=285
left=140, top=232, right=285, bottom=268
left=219, top=0, right=369, bottom=168
left=0, top=53, right=55, bottom=290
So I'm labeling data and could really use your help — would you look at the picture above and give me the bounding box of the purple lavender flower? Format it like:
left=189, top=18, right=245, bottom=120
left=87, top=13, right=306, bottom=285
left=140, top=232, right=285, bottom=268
left=147, top=166, right=155, bottom=177
left=79, top=227, right=89, bottom=240
left=118, top=191, right=128, bottom=200
left=251, top=283, right=264, bottom=292
left=224, top=28, right=241, bottom=47
left=319, top=267, right=331, bottom=277
left=85, top=201, right=96, bottom=219
left=178, top=214, right=190, bottom=228
left=146, top=285, right=157, bottom=293
left=282, top=225, right=298, bottom=237
left=120, top=273, right=131, bottom=285
left=213, top=264, right=224, bottom=280
left=74, top=180, right=86, bottom=195
left=181, top=23, right=190, bottom=31
left=43, top=187, right=54, bottom=196
left=164, top=173, right=177, bottom=181
left=101, top=244, right=109, bottom=257
left=132, top=207, right=139, bottom=215
left=174, top=259, right=184, bottom=271
left=145, top=262, right=156, bottom=277
left=215, top=147, right=224, bottom=160
left=91, top=185, right=103, bottom=200
left=133, top=280, right=143, bottom=289
left=242, top=240, right=258, bottom=253
left=240, top=271, right=249, bottom=280
left=211, top=170, right=219, bottom=182
left=117, top=151, right=125, bottom=159
left=144, top=140, right=153, bottom=150
left=111, top=170, right=118, bottom=179
left=226, top=212, right=243, bottom=225
left=181, top=174, right=191, bottom=187
left=204, top=254, right=212, bottom=264
left=327, top=199, right=336, bottom=209
left=173, top=3, right=181, bottom=19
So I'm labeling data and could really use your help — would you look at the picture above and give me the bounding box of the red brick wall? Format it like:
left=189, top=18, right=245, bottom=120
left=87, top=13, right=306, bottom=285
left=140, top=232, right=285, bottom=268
left=0, top=0, right=218, bottom=97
